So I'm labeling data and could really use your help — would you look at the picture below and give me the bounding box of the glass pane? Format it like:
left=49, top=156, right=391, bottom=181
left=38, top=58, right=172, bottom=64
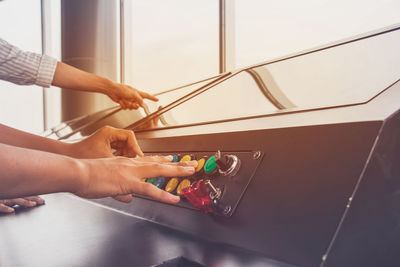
left=123, top=0, right=219, bottom=94
left=0, top=0, right=43, bottom=133
left=132, top=27, right=400, bottom=130
left=235, top=0, right=400, bottom=68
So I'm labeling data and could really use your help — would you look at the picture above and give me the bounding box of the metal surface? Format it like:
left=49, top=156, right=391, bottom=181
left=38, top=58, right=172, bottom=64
left=0, top=194, right=293, bottom=267
left=139, top=151, right=262, bottom=217
left=100, top=120, right=381, bottom=267
left=51, top=24, right=400, bottom=138
left=61, top=0, right=119, bottom=120
left=2, top=23, right=400, bottom=267
left=322, top=111, right=400, bottom=267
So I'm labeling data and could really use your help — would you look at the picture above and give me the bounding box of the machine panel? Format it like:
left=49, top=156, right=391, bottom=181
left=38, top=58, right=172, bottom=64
left=140, top=151, right=263, bottom=216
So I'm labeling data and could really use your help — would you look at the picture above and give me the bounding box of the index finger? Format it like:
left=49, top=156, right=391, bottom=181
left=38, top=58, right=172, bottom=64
left=112, top=129, right=144, bottom=157
left=135, top=162, right=195, bottom=179
left=139, top=91, right=159, bottom=102
left=134, top=182, right=180, bottom=204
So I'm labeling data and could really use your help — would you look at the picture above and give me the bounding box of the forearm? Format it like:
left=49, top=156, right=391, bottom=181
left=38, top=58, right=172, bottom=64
left=52, top=61, right=116, bottom=95
left=0, top=124, right=72, bottom=155
left=0, top=143, right=84, bottom=199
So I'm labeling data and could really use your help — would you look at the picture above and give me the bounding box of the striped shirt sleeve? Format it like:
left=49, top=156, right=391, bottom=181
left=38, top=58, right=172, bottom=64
left=0, top=38, right=57, bottom=88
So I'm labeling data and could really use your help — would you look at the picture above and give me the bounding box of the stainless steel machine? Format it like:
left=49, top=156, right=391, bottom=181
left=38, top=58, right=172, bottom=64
left=1, top=5, right=400, bottom=266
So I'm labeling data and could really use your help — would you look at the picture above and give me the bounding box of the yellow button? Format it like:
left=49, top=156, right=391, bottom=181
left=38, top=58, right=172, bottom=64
left=141, top=178, right=147, bottom=182
left=176, top=179, right=191, bottom=195
left=195, top=158, right=205, bottom=172
left=180, top=155, right=191, bottom=162
left=165, top=178, right=179, bottom=193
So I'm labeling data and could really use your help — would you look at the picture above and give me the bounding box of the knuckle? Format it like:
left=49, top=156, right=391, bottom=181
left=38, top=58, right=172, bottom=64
left=101, top=125, right=112, bottom=132
left=142, top=183, right=154, bottom=194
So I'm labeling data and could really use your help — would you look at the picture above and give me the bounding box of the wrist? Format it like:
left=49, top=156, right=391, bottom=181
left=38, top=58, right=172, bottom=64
left=97, top=76, right=118, bottom=96
left=67, top=157, right=89, bottom=195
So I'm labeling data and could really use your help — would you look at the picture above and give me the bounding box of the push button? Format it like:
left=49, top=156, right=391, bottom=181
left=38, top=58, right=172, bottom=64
left=180, top=155, right=191, bottom=162
left=204, top=156, right=218, bottom=174
left=165, top=178, right=179, bottom=193
left=153, top=177, right=166, bottom=188
left=146, top=178, right=157, bottom=184
left=195, top=158, right=206, bottom=173
left=176, top=179, right=191, bottom=196
left=172, top=155, right=179, bottom=162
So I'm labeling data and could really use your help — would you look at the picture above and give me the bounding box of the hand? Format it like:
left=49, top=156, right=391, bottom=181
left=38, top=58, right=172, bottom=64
left=75, top=155, right=197, bottom=204
left=134, top=106, right=162, bottom=131
left=52, top=62, right=158, bottom=110
left=67, top=126, right=143, bottom=159
left=0, top=196, right=45, bottom=213
left=108, top=83, right=158, bottom=110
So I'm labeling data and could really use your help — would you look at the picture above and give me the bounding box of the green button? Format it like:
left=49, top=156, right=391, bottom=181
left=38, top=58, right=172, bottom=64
left=147, top=178, right=157, bottom=184
left=204, top=156, right=217, bottom=174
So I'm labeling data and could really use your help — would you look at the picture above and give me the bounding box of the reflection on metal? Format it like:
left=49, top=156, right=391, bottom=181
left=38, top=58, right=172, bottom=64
left=59, top=107, right=122, bottom=140
left=49, top=75, right=222, bottom=139
left=245, top=68, right=296, bottom=110
left=42, top=105, right=120, bottom=138
left=61, top=0, right=119, bottom=120
left=155, top=74, right=225, bottom=97
left=127, top=72, right=232, bottom=131
left=53, top=24, right=400, bottom=138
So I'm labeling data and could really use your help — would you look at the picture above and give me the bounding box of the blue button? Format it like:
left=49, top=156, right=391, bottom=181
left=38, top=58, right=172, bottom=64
left=154, top=177, right=166, bottom=188
left=172, top=155, right=179, bottom=162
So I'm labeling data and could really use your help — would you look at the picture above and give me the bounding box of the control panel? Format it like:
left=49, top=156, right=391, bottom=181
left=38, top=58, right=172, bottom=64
left=140, top=150, right=263, bottom=217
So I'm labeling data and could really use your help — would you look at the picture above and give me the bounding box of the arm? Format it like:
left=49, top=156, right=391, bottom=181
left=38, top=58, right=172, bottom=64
left=0, top=123, right=70, bottom=155
left=0, top=143, right=82, bottom=198
left=0, top=38, right=158, bottom=110
left=0, top=143, right=196, bottom=203
left=0, top=124, right=143, bottom=158
left=52, top=62, right=158, bottom=110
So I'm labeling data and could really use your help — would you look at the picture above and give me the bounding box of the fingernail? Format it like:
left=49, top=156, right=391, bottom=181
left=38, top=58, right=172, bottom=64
left=184, top=166, right=195, bottom=173
left=187, top=160, right=198, bottom=167
left=180, top=160, right=198, bottom=167
left=168, top=194, right=180, bottom=203
left=6, top=207, right=15, bottom=213
left=28, top=201, right=37, bottom=207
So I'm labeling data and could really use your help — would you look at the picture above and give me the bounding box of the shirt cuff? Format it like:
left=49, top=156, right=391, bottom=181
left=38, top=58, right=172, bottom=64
left=35, top=54, right=58, bottom=88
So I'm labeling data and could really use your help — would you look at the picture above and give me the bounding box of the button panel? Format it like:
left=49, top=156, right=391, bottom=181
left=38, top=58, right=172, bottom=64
left=140, top=151, right=263, bottom=217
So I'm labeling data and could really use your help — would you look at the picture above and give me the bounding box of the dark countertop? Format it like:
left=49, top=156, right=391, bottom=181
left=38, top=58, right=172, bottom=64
left=0, top=194, right=292, bottom=267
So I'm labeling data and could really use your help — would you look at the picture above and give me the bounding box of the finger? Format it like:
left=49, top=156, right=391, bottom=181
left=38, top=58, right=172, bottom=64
left=8, top=198, right=37, bottom=208
left=23, top=196, right=45, bottom=205
left=134, top=182, right=180, bottom=204
left=124, top=130, right=144, bottom=157
left=135, top=163, right=195, bottom=179
left=126, top=102, right=139, bottom=110
left=0, top=203, right=15, bottom=213
left=113, top=194, right=133, bottom=203
left=119, top=101, right=127, bottom=110
left=113, top=150, right=122, bottom=156
left=131, top=90, right=144, bottom=108
left=111, top=129, right=143, bottom=157
left=140, top=91, right=159, bottom=102
left=134, top=158, right=198, bottom=168
left=153, top=114, right=160, bottom=126
left=134, top=155, right=174, bottom=163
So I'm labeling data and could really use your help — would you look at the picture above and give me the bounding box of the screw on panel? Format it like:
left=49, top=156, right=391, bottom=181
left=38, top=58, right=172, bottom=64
left=253, top=151, right=261, bottom=160
left=223, top=205, right=232, bottom=216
